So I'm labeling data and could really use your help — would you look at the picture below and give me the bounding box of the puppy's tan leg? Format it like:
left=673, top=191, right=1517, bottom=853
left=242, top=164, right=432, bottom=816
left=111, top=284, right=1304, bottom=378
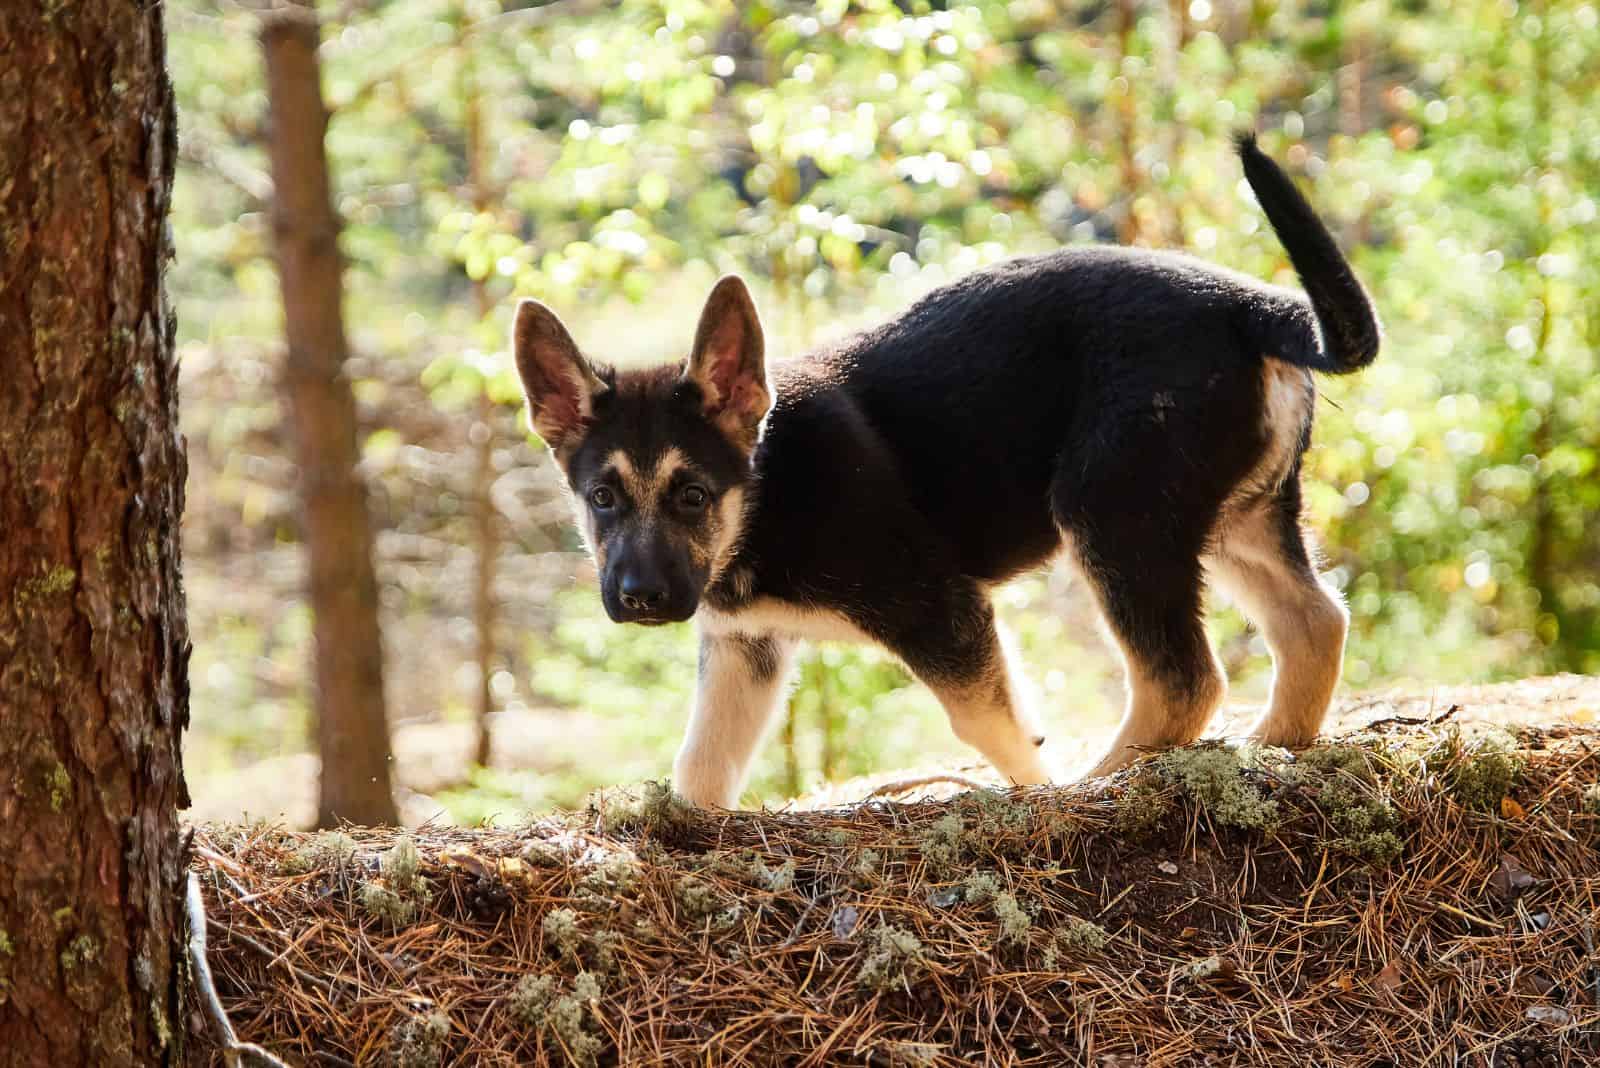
left=673, top=632, right=795, bottom=808
left=1207, top=499, right=1347, bottom=749
left=918, top=620, right=1059, bottom=787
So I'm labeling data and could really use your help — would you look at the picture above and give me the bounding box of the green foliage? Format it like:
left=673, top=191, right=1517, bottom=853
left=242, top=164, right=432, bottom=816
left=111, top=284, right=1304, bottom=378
left=167, top=0, right=1600, bottom=817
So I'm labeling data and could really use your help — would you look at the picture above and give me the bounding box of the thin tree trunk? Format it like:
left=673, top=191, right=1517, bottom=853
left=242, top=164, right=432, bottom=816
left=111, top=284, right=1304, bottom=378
left=1114, top=0, right=1142, bottom=245
left=463, top=20, right=500, bottom=768
left=262, top=5, right=398, bottom=827
left=0, top=3, right=189, bottom=1062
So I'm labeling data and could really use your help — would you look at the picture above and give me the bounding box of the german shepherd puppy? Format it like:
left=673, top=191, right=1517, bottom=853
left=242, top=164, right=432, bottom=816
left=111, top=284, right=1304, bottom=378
left=512, top=136, right=1380, bottom=808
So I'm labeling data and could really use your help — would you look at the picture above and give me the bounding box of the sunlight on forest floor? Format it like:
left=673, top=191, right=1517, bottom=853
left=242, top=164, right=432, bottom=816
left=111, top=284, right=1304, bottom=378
left=187, top=674, right=1600, bottom=829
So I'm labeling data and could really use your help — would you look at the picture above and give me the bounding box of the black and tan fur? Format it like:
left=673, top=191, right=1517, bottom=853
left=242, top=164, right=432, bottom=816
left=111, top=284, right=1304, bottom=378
left=513, top=136, right=1381, bottom=808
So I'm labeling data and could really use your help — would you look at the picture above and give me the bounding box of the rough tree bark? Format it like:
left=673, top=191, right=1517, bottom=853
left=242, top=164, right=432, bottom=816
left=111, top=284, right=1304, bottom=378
left=0, top=3, right=189, bottom=1063
left=262, top=5, right=398, bottom=827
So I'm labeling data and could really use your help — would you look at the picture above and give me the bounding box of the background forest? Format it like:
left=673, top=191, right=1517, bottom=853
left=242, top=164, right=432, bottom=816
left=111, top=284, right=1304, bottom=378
left=169, top=0, right=1600, bottom=826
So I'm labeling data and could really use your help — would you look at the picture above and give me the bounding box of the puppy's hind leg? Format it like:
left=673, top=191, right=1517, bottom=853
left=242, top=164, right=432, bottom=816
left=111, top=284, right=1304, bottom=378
left=673, top=632, right=796, bottom=808
left=1076, top=545, right=1227, bottom=778
left=1207, top=487, right=1347, bottom=749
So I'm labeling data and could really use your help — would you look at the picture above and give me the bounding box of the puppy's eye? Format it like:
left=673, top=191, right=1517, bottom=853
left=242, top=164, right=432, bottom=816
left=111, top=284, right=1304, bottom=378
left=589, top=486, right=616, bottom=510
left=679, top=484, right=709, bottom=510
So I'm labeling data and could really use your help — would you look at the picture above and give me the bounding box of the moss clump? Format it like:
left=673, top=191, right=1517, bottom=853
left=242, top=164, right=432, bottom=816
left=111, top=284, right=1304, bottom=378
left=1445, top=732, right=1523, bottom=812
left=916, top=812, right=965, bottom=873
left=961, top=871, right=1001, bottom=905
left=358, top=882, right=416, bottom=928
left=674, top=877, right=721, bottom=919
left=359, top=835, right=429, bottom=927
left=1281, top=744, right=1403, bottom=863
left=1582, top=784, right=1600, bottom=815
left=853, top=849, right=882, bottom=885
left=507, top=972, right=603, bottom=1066
left=708, top=849, right=796, bottom=892
left=381, top=836, right=426, bottom=895
left=596, top=781, right=695, bottom=836
left=281, top=830, right=358, bottom=875
left=992, top=892, right=1032, bottom=946
left=1041, top=917, right=1109, bottom=968
left=59, top=934, right=97, bottom=971
left=543, top=908, right=582, bottom=958
left=506, top=974, right=557, bottom=1026
left=1111, top=775, right=1172, bottom=837
left=46, top=764, right=71, bottom=812
left=1154, top=745, right=1280, bottom=831
left=967, top=789, right=1032, bottom=835
left=587, top=928, right=622, bottom=974
left=389, top=1011, right=450, bottom=1068
left=857, top=924, right=928, bottom=992
left=577, top=855, right=641, bottom=897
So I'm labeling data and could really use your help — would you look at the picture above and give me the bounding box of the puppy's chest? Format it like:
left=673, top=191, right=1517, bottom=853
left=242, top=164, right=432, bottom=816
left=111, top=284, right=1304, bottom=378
left=697, top=597, right=872, bottom=644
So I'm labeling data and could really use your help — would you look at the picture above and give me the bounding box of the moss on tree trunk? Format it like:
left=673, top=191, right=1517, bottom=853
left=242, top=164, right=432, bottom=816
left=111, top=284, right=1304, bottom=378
left=0, top=2, right=189, bottom=1062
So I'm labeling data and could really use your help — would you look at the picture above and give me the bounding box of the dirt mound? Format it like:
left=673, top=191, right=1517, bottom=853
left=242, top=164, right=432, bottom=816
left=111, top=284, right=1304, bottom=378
left=190, top=717, right=1600, bottom=1066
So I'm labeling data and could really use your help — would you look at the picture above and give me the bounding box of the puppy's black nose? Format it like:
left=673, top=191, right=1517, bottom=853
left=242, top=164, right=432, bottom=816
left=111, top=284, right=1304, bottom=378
left=619, top=576, right=668, bottom=613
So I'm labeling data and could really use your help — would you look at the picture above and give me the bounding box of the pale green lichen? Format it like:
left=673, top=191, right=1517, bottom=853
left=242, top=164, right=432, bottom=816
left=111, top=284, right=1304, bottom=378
left=0, top=929, right=13, bottom=956
left=359, top=835, right=429, bottom=927
left=1111, top=775, right=1173, bottom=837
left=1055, top=917, right=1109, bottom=956
left=916, top=812, right=965, bottom=873
left=1583, top=784, right=1600, bottom=815
left=961, top=871, right=1001, bottom=905
left=1154, top=745, right=1279, bottom=831
left=506, top=972, right=603, bottom=1066
left=542, top=907, right=582, bottom=958
left=675, top=877, right=721, bottom=919
left=853, top=849, right=882, bottom=885
left=381, top=835, right=426, bottom=895
left=707, top=849, right=796, bottom=892
left=968, top=789, right=1032, bottom=835
left=281, top=830, right=358, bottom=875
left=358, top=882, right=416, bottom=928
left=1279, top=744, right=1404, bottom=863
left=595, top=780, right=696, bottom=836
left=857, top=924, right=928, bottom=992
left=993, top=892, right=1032, bottom=945
left=389, top=1011, right=450, bottom=1068
left=1041, top=916, right=1110, bottom=968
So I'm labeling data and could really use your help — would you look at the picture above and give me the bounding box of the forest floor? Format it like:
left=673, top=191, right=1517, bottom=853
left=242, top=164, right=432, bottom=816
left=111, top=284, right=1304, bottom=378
left=187, top=674, right=1600, bottom=828
left=192, top=681, right=1600, bottom=1066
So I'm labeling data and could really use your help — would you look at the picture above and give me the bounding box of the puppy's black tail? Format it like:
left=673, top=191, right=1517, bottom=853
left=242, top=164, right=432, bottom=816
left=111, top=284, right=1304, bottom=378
left=1237, top=132, right=1381, bottom=374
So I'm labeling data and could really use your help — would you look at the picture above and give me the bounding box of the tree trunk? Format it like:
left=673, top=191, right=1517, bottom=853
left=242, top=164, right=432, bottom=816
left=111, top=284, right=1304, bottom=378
left=262, top=6, right=398, bottom=828
left=1114, top=0, right=1142, bottom=245
left=0, top=3, right=189, bottom=1063
left=463, top=20, right=500, bottom=768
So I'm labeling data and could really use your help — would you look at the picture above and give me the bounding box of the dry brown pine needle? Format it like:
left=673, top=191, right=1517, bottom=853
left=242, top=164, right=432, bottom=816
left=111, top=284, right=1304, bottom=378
left=189, top=722, right=1600, bottom=1066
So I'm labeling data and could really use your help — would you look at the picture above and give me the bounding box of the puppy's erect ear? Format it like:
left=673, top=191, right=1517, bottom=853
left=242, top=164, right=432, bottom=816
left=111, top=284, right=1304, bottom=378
left=684, top=275, right=771, bottom=450
left=512, top=299, right=605, bottom=454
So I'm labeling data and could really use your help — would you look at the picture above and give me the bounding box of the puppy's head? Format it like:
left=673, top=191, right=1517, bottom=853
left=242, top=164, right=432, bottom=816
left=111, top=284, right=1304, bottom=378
left=513, top=276, right=770, bottom=625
